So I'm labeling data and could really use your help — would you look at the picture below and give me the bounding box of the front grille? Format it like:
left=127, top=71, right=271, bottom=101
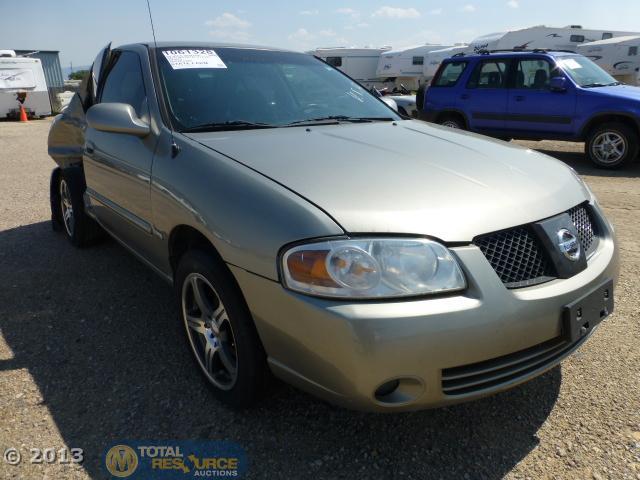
left=568, top=204, right=597, bottom=255
left=441, top=335, right=587, bottom=396
left=474, top=227, right=555, bottom=288
left=474, top=203, right=599, bottom=288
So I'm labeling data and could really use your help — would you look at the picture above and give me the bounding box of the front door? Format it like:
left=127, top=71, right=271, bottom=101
left=83, top=49, right=158, bottom=258
left=506, top=58, right=577, bottom=135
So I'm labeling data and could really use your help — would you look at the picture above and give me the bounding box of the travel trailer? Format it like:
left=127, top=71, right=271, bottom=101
left=0, top=50, right=51, bottom=118
left=375, top=44, right=452, bottom=90
left=308, top=47, right=391, bottom=89
left=467, top=25, right=639, bottom=54
left=578, top=35, right=640, bottom=85
left=423, top=45, right=468, bottom=80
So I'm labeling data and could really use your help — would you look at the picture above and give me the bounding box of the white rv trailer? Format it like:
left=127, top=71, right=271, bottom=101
left=578, top=35, right=640, bottom=85
left=375, top=44, right=452, bottom=90
left=468, top=25, right=639, bottom=54
left=308, top=47, right=391, bottom=89
left=0, top=50, right=51, bottom=118
left=423, top=45, right=468, bottom=80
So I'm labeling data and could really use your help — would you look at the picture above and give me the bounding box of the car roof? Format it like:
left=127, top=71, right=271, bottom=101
left=445, top=50, right=578, bottom=62
left=116, top=41, right=298, bottom=54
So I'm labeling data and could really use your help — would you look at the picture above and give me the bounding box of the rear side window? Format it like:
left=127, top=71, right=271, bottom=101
left=432, top=61, right=467, bottom=87
left=629, top=46, right=638, bottom=56
left=99, top=51, right=147, bottom=117
left=467, top=60, right=509, bottom=89
left=412, top=56, right=424, bottom=66
left=326, top=57, right=342, bottom=67
left=602, top=33, right=613, bottom=40
left=514, top=59, right=552, bottom=89
left=570, top=35, right=585, bottom=43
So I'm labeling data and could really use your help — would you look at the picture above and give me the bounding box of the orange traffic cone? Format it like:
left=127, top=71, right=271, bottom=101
left=19, top=104, right=28, bottom=122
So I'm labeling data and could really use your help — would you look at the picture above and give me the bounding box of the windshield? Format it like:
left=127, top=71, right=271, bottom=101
left=556, top=55, right=619, bottom=88
left=156, top=47, right=399, bottom=131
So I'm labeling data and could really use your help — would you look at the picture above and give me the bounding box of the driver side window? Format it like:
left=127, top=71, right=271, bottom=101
left=99, top=51, right=148, bottom=118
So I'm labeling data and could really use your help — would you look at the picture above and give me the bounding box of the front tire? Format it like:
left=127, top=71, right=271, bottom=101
left=586, top=122, right=638, bottom=169
left=175, top=250, right=268, bottom=408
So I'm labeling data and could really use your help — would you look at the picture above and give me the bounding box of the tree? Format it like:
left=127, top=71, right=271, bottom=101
left=68, top=70, right=89, bottom=81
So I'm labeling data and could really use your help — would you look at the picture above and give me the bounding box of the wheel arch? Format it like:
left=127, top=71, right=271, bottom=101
left=580, top=112, right=640, bottom=140
left=168, top=224, right=226, bottom=278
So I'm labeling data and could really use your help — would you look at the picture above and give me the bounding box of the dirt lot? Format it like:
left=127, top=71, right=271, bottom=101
left=0, top=118, right=639, bottom=480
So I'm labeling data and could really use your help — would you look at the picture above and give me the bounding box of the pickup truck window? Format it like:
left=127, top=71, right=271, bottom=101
left=156, top=48, right=399, bottom=131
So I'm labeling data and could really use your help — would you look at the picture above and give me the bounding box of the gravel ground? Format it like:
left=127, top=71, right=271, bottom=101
left=0, top=118, right=638, bottom=480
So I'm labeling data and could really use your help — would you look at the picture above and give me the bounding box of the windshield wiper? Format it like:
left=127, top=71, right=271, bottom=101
left=285, top=116, right=395, bottom=126
left=181, top=120, right=277, bottom=133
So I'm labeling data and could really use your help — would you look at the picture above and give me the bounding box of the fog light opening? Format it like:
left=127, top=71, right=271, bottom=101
left=373, top=377, right=424, bottom=405
left=374, top=379, right=400, bottom=399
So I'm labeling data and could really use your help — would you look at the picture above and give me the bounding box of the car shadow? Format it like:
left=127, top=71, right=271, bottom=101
left=527, top=147, right=640, bottom=178
left=0, top=221, right=562, bottom=479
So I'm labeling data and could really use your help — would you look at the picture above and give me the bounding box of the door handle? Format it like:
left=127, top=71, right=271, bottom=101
left=461, top=93, right=470, bottom=100
left=515, top=95, right=525, bottom=101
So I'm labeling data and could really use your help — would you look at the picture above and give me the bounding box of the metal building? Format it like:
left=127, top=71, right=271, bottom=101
left=13, top=49, right=64, bottom=112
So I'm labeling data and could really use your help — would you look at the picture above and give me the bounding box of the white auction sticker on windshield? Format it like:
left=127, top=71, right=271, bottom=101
left=162, top=49, right=227, bottom=69
left=560, top=58, right=582, bottom=69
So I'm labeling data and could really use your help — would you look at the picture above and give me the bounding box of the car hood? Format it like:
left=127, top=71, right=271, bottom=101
left=186, top=121, right=588, bottom=242
left=586, top=84, right=640, bottom=102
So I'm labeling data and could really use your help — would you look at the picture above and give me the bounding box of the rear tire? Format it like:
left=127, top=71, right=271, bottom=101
left=175, top=249, right=269, bottom=408
left=55, top=166, right=105, bottom=247
left=437, top=115, right=465, bottom=130
left=585, top=122, right=638, bottom=169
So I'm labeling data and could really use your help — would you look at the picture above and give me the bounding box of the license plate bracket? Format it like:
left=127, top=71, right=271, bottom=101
left=562, top=278, right=613, bottom=343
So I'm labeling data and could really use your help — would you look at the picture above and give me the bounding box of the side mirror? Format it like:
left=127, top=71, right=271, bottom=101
left=550, top=76, right=568, bottom=92
left=86, top=103, right=150, bottom=137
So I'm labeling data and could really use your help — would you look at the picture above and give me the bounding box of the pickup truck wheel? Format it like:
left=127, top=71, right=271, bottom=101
left=56, top=167, right=104, bottom=247
left=176, top=250, right=268, bottom=408
left=586, top=123, right=639, bottom=169
left=438, top=116, right=465, bottom=130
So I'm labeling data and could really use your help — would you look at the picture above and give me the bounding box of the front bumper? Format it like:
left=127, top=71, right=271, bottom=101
left=230, top=205, right=619, bottom=412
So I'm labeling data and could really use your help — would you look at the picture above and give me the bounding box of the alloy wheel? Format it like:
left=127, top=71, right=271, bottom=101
left=181, top=273, right=238, bottom=390
left=59, top=179, right=74, bottom=236
left=591, top=131, right=626, bottom=165
left=441, top=120, right=461, bottom=129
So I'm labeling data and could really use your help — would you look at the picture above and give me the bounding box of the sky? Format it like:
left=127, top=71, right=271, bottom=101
left=1, top=0, right=640, bottom=70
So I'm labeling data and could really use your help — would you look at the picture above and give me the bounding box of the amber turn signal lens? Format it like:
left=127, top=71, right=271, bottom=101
left=286, top=250, right=338, bottom=287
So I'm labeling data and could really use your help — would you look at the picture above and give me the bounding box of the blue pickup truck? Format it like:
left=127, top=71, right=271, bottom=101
left=419, top=50, right=640, bottom=169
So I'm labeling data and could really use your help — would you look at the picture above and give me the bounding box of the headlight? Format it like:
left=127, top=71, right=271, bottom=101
left=281, top=238, right=466, bottom=298
left=569, top=167, right=597, bottom=203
